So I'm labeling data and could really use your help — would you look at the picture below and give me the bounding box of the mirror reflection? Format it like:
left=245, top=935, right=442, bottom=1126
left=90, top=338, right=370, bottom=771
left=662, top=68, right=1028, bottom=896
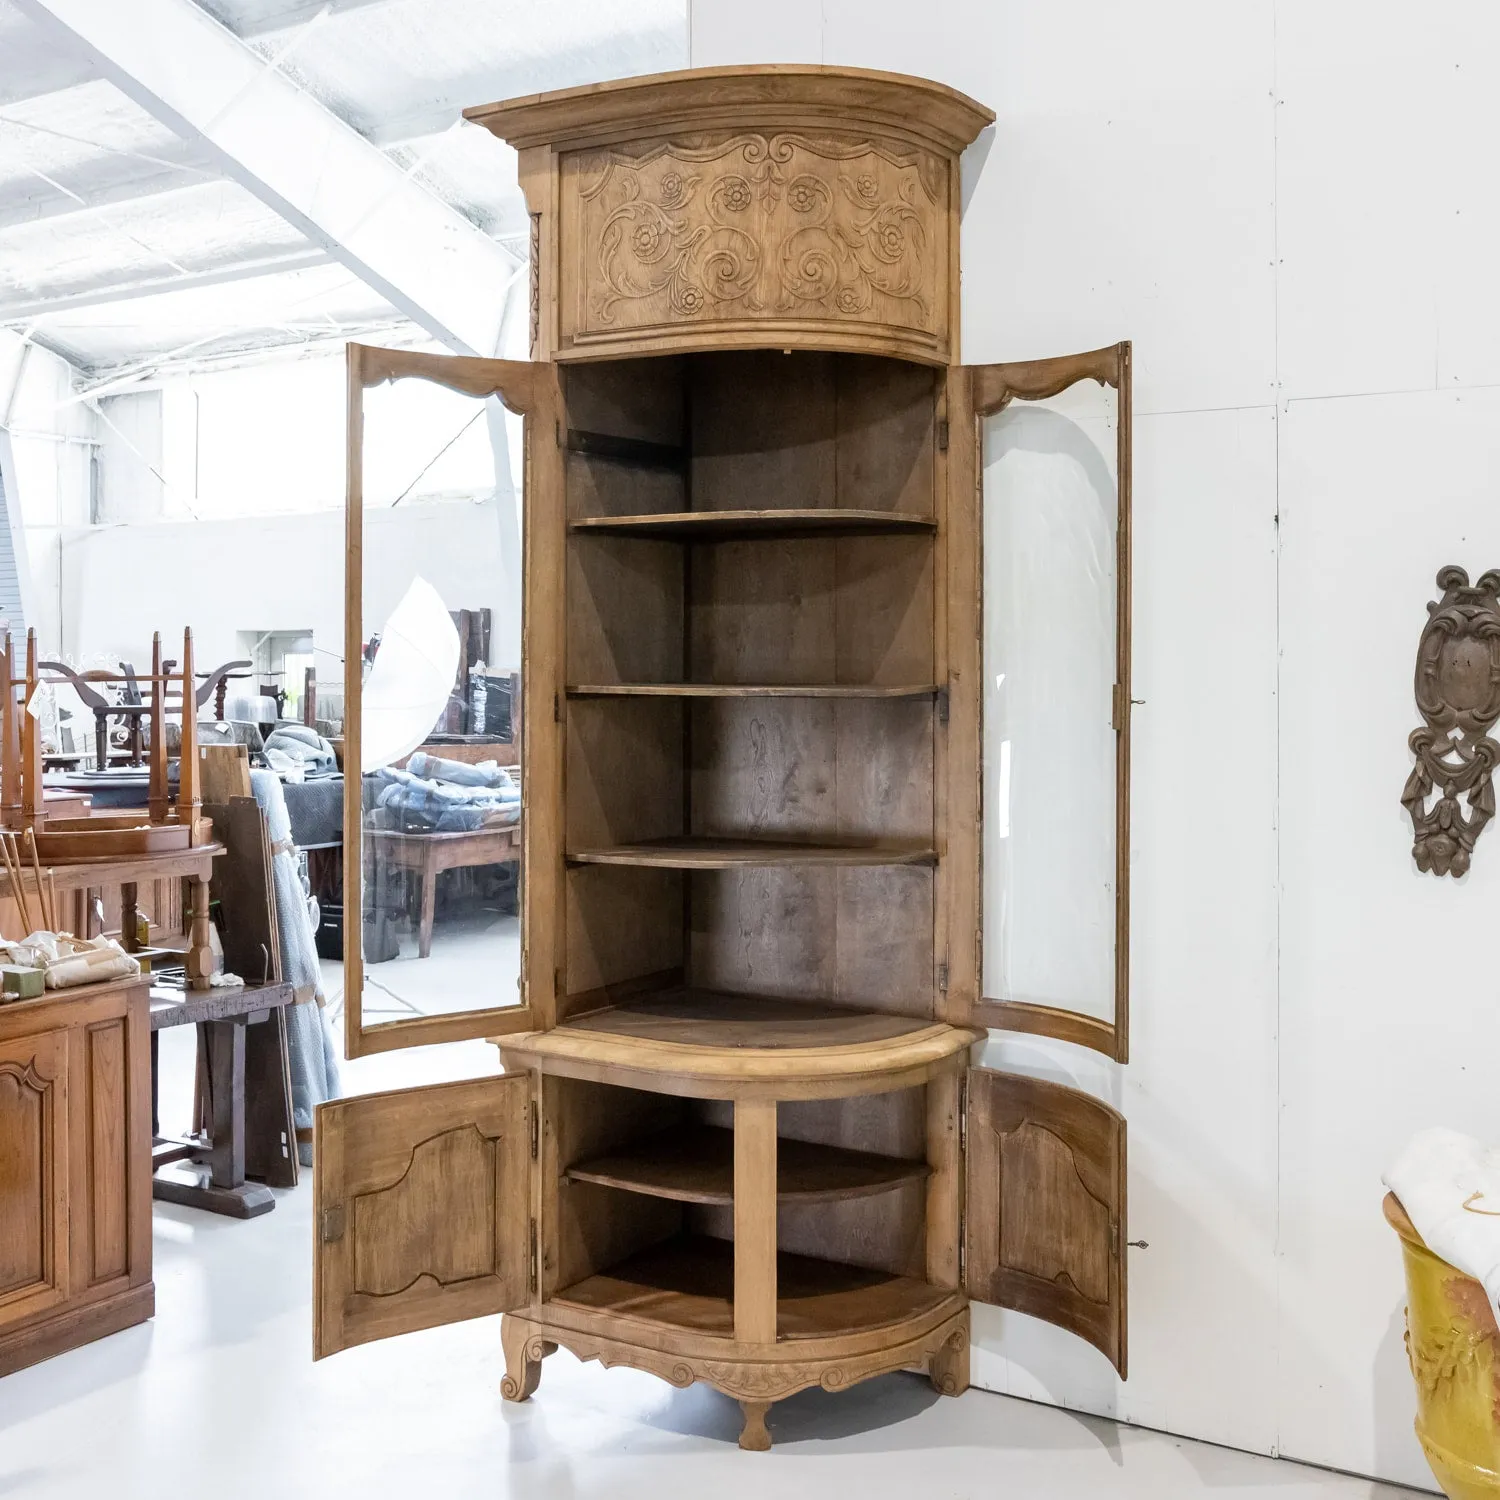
left=355, top=375, right=524, bottom=1026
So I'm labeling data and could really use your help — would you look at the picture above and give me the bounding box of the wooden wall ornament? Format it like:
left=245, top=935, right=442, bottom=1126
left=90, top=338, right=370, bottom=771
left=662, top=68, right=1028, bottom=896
left=1403, top=566, right=1500, bottom=877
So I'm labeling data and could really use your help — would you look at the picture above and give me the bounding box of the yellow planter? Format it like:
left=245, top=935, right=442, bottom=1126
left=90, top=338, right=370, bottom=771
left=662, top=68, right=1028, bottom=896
left=1387, top=1192, right=1500, bottom=1498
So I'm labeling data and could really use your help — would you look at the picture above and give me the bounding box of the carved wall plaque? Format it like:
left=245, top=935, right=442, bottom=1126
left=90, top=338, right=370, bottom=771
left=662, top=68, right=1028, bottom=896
left=1402, top=566, right=1500, bottom=876
left=558, top=131, right=949, bottom=358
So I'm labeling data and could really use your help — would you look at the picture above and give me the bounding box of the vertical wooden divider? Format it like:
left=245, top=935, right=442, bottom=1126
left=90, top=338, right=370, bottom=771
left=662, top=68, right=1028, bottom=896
left=733, top=1097, right=778, bottom=1344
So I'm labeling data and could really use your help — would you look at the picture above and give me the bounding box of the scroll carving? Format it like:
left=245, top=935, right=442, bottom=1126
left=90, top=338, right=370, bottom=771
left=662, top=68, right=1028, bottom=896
left=1403, top=566, right=1500, bottom=877
left=567, top=133, right=945, bottom=343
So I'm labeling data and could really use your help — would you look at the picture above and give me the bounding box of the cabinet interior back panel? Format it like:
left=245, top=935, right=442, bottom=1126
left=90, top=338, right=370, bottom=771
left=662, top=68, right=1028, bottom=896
left=689, top=866, right=935, bottom=1018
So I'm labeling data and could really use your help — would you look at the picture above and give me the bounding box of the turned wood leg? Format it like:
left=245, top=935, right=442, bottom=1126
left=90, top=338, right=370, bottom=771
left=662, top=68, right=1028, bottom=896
left=418, top=852, right=437, bottom=959
left=500, top=1318, right=555, bottom=1402
left=929, top=1328, right=970, bottom=1397
left=120, top=881, right=138, bottom=952
left=738, top=1399, right=773, bottom=1452
left=185, top=874, right=214, bottom=991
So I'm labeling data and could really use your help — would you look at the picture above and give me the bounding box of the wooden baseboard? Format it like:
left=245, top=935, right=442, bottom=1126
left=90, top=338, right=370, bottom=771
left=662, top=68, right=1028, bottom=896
left=0, top=1282, right=155, bottom=1379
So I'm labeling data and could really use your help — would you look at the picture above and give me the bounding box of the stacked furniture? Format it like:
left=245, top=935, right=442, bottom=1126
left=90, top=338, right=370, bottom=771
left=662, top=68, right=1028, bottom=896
left=316, top=66, right=1134, bottom=1451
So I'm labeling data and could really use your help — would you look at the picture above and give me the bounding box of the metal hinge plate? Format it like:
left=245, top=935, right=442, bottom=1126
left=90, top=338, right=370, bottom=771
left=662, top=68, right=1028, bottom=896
left=937, top=961, right=949, bottom=993
left=528, top=1218, right=538, bottom=1294
left=528, top=1100, right=539, bottom=1160
left=320, top=1204, right=345, bottom=1244
left=937, top=418, right=950, bottom=453
left=936, top=685, right=950, bottom=725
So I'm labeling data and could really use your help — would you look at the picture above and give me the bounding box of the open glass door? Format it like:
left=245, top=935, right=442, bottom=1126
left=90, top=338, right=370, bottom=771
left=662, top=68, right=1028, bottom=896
left=950, top=344, right=1132, bottom=1063
left=341, top=345, right=562, bottom=1058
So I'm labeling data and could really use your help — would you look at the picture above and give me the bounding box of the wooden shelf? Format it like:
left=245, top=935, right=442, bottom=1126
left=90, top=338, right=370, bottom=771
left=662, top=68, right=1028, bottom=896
left=567, top=1124, right=930, bottom=1206
left=569, top=508, right=937, bottom=541
left=564, top=989, right=934, bottom=1049
left=567, top=836, right=937, bottom=869
left=497, top=989, right=981, bottom=1100
left=567, top=683, right=939, bottom=699
left=549, top=1235, right=953, bottom=1340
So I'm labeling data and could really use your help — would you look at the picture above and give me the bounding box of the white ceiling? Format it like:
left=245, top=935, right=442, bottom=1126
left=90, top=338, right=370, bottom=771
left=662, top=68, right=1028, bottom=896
left=0, top=0, right=687, bottom=379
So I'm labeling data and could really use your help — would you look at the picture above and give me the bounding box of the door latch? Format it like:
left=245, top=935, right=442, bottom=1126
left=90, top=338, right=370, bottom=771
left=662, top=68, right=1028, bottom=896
left=320, top=1204, right=346, bottom=1244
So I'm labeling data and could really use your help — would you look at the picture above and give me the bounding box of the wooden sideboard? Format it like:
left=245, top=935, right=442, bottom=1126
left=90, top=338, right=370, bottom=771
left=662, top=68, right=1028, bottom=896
left=0, top=976, right=153, bottom=1377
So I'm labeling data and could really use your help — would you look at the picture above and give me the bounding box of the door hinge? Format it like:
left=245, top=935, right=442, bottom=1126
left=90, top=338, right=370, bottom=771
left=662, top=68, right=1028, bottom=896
left=1111, top=683, right=1125, bottom=732
left=936, top=685, right=950, bottom=725
left=554, top=692, right=562, bottom=724
left=937, top=960, right=949, bottom=993
left=320, top=1204, right=346, bottom=1244
left=958, top=1077, right=968, bottom=1154
left=958, top=1216, right=967, bottom=1284
left=1109, top=1220, right=1120, bottom=1256
left=937, top=418, right=950, bottom=453
left=528, top=1100, right=539, bottom=1160
left=528, top=1218, right=538, bottom=1294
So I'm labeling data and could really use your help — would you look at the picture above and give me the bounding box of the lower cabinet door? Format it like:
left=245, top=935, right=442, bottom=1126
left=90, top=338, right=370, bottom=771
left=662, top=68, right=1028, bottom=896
left=964, top=1068, right=1127, bottom=1376
left=314, top=1074, right=533, bottom=1358
left=0, top=1029, right=69, bottom=1330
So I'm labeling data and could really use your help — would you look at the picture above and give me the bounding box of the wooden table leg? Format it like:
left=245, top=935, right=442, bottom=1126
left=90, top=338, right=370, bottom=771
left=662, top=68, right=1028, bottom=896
left=184, top=873, right=214, bottom=991
left=120, top=881, right=138, bottom=953
left=152, top=1015, right=274, bottom=1218
left=418, top=847, right=438, bottom=958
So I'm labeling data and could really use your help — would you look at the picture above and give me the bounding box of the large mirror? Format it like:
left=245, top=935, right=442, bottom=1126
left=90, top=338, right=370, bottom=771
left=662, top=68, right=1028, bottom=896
left=343, top=347, right=531, bottom=1055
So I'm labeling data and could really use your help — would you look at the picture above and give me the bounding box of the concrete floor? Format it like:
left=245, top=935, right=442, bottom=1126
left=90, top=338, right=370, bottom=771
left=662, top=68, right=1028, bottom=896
left=1, top=1026, right=1431, bottom=1500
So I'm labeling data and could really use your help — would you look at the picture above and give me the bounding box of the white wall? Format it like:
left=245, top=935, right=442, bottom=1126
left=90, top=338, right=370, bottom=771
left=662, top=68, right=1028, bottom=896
left=55, top=497, right=520, bottom=681
left=693, top=2, right=1500, bottom=1489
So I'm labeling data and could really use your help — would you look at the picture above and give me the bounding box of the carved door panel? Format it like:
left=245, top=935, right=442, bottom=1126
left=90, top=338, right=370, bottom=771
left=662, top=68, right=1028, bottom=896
left=946, top=345, right=1133, bottom=1062
left=964, top=1068, right=1126, bottom=1376
left=313, top=1074, right=533, bottom=1358
left=343, top=347, right=565, bottom=1059
left=0, top=1029, right=68, bottom=1329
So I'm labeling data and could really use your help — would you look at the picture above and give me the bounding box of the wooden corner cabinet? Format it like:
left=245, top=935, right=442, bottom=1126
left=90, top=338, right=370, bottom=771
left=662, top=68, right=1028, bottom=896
left=317, top=66, right=1134, bottom=1451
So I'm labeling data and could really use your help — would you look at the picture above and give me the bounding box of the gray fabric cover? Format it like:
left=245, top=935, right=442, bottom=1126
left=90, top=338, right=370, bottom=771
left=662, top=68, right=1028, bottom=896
left=250, top=768, right=340, bottom=1164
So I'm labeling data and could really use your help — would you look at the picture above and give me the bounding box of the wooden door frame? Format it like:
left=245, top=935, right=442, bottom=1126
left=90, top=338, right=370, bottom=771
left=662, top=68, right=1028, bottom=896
left=343, top=344, right=562, bottom=1058
left=951, top=342, right=1133, bottom=1063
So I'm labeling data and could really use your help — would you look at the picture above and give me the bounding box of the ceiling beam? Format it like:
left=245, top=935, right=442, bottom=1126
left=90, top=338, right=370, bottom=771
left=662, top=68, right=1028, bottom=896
left=0, top=248, right=334, bottom=323
left=11, top=0, right=520, bottom=357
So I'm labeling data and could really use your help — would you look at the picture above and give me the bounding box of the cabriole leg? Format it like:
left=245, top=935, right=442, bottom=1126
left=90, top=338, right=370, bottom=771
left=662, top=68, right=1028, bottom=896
left=738, top=1399, right=773, bottom=1451
left=501, top=1317, right=554, bottom=1402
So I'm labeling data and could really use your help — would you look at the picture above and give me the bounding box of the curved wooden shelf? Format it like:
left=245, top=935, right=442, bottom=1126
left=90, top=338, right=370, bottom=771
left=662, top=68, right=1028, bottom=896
left=566, top=683, right=938, bottom=699
left=497, top=991, right=980, bottom=1100
left=550, top=1236, right=955, bottom=1341
left=568, top=509, right=936, bottom=540
left=567, top=836, right=937, bottom=870
left=567, top=1124, right=929, bottom=1206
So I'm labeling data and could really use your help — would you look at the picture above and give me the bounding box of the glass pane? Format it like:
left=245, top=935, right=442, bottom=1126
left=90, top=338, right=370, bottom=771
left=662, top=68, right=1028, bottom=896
left=352, top=375, right=524, bottom=1028
left=981, top=381, right=1118, bottom=1022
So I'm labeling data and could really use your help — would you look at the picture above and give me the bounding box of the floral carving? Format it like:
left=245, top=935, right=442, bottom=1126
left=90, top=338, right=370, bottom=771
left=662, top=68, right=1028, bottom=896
left=1402, top=566, right=1500, bottom=876
left=571, top=132, right=943, bottom=340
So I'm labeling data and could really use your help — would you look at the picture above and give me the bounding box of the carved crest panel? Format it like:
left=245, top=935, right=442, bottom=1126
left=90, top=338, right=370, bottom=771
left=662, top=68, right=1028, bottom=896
left=559, top=133, right=949, bottom=356
left=1402, top=566, right=1500, bottom=877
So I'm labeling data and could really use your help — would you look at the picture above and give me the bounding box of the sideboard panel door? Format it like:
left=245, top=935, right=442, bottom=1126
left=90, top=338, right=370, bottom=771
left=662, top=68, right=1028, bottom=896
left=0, top=1029, right=68, bottom=1328
left=965, top=1068, right=1126, bottom=1376
left=314, top=1074, right=533, bottom=1358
